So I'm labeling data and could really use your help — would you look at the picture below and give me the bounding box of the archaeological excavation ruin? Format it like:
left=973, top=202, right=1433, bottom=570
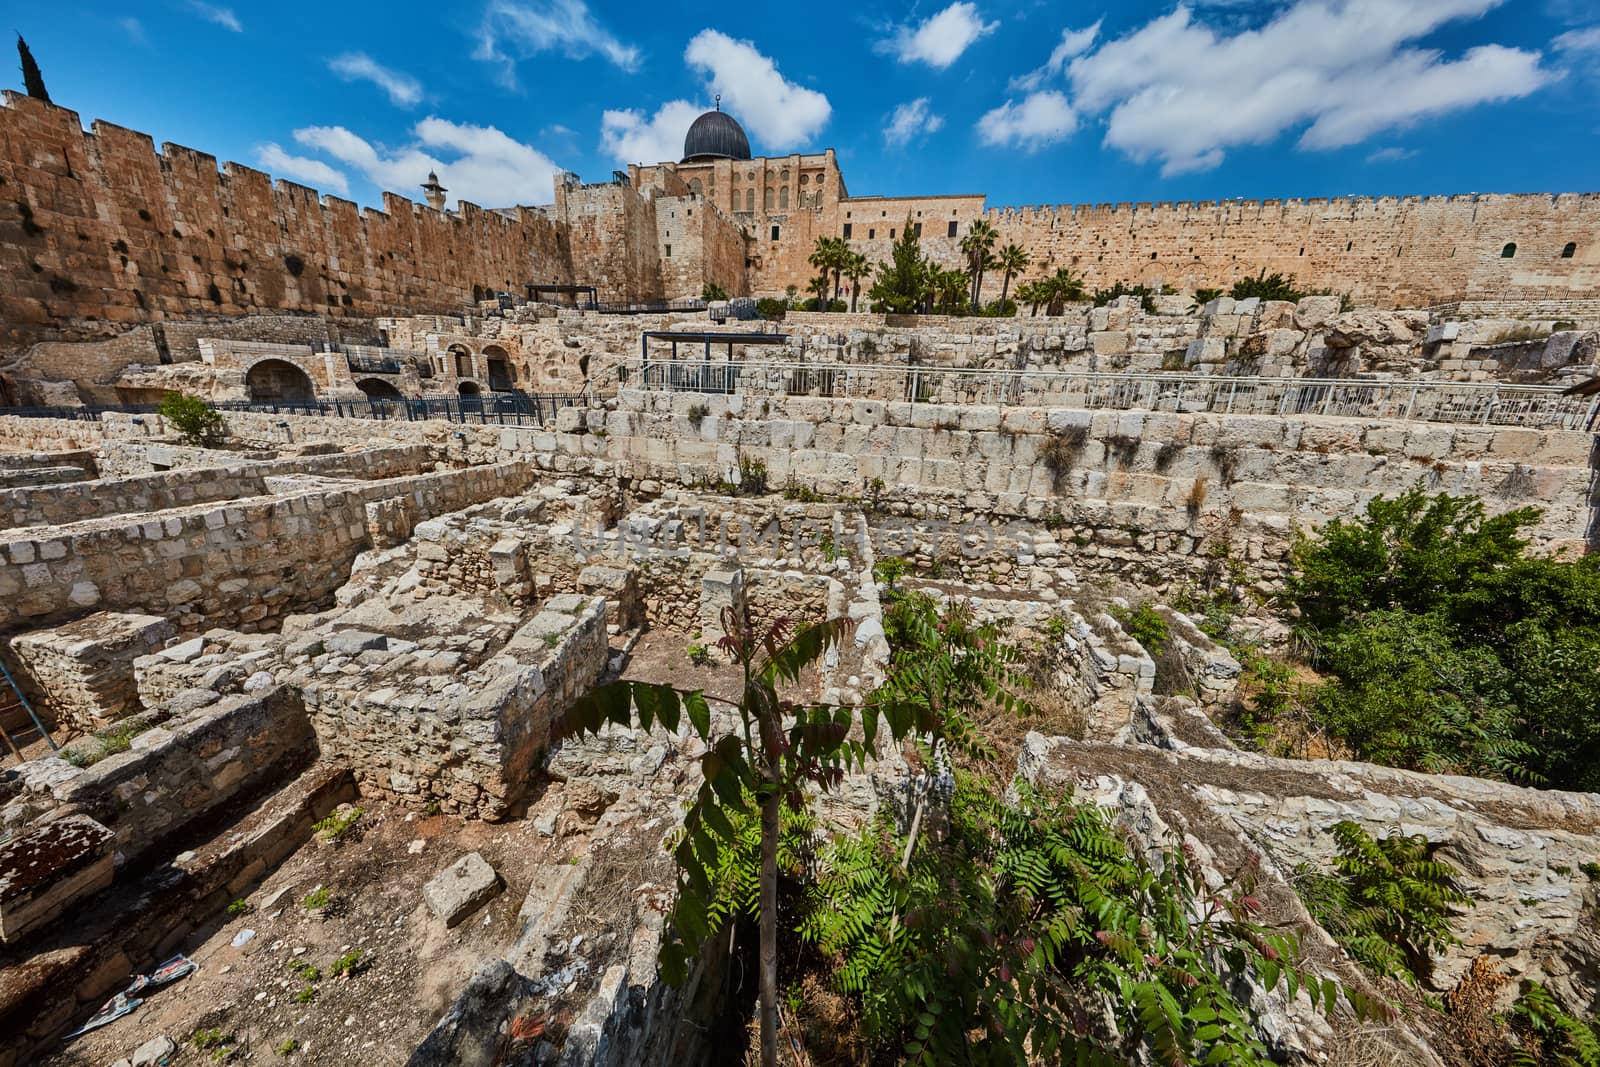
left=2, top=84, right=1600, bottom=1067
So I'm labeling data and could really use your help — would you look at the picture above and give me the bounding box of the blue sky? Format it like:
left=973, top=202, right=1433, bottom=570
left=16, top=1, right=1600, bottom=211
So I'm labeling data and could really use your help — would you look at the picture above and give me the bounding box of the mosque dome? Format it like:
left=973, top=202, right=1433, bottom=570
left=682, top=107, right=751, bottom=163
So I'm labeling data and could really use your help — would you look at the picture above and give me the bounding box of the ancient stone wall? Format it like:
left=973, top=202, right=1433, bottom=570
left=0, top=460, right=535, bottom=634
left=42, top=686, right=316, bottom=863
left=0, top=94, right=569, bottom=350
left=978, top=194, right=1600, bottom=308
left=553, top=180, right=662, bottom=303
left=0, top=444, right=435, bottom=528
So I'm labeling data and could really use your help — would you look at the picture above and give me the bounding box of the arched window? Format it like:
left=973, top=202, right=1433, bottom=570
left=745, top=189, right=754, bottom=212
left=764, top=187, right=774, bottom=211
left=1501, top=242, right=1517, bottom=258
left=688, top=178, right=703, bottom=196
left=1562, top=242, right=1577, bottom=259
left=778, top=186, right=789, bottom=210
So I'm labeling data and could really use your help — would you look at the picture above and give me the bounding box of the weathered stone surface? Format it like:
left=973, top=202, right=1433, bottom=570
left=423, top=853, right=502, bottom=928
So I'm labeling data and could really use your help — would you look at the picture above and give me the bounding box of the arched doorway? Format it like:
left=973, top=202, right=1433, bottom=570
left=246, top=359, right=315, bottom=404
left=483, top=345, right=515, bottom=392
left=457, top=381, right=481, bottom=397
left=356, top=378, right=403, bottom=400
left=448, top=344, right=474, bottom=379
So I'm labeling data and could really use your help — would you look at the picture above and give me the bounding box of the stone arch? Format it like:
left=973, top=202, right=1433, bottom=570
left=448, top=343, right=474, bottom=378
left=745, top=189, right=754, bottom=212
left=764, top=187, right=774, bottom=211
left=482, top=344, right=515, bottom=391
left=1562, top=242, right=1577, bottom=259
left=688, top=178, right=703, bottom=196
left=245, top=358, right=315, bottom=404
left=1501, top=242, right=1517, bottom=258
left=457, top=381, right=482, bottom=397
left=356, top=377, right=403, bottom=400
left=779, top=186, right=789, bottom=210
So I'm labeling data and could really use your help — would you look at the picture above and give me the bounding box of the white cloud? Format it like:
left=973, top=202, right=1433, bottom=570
left=185, top=1, right=241, bottom=32
left=1008, top=20, right=1100, bottom=92
left=884, top=98, right=946, bottom=146
left=976, top=90, right=1078, bottom=150
left=878, top=2, right=998, bottom=69
left=601, top=100, right=703, bottom=164
left=118, top=16, right=147, bottom=43
left=1366, top=146, right=1418, bottom=162
left=1061, top=0, right=1552, bottom=176
left=255, top=144, right=352, bottom=196
left=1553, top=26, right=1600, bottom=53
left=684, top=30, right=831, bottom=150
left=475, top=0, right=641, bottom=87
left=328, top=53, right=424, bottom=107
left=291, top=118, right=562, bottom=208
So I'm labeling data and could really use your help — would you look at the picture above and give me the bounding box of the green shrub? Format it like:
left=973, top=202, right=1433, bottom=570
left=225, top=898, right=250, bottom=919
left=312, top=806, right=363, bottom=842
left=700, top=282, right=728, bottom=301
left=1229, top=269, right=1306, bottom=302
left=1111, top=602, right=1170, bottom=655
left=276, top=1039, right=300, bottom=1056
left=802, top=776, right=1360, bottom=1065
left=1294, top=820, right=1471, bottom=985
left=302, top=887, right=331, bottom=910
left=755, top=297, right=787, bottom=320
left=1509, top=981, right=1600, bottom=1066
left=685, top=635, right=710, bottom=666
left=159, top=391, right=226, bottom=446
left=1039, top=425, right=1089, bottom=489
left=686, top=402, right=710, bottom=429
left=330, top=950, right=365, bottom=977
left=1285, top=488, right=1600, bottom=789
left=736, top=455, right=768, bottom=495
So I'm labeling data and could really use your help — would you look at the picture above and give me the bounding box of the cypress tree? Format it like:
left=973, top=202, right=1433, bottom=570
left=17, top=35, right=50, bottom=103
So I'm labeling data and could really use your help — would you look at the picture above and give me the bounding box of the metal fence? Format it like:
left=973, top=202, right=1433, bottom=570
left=0, top=393, right=590, bottom=427
left=617, top=360, right=1598, bottom=430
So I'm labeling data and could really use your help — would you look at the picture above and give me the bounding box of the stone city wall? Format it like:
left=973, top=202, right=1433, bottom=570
left=0, top=460, right=536, bottom=634
left=0, top=94, right=570, bottom=350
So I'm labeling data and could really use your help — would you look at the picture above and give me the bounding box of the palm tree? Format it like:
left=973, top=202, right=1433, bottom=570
left=1016, top=279, right=1044, bottom=317
left=805, top=273, right=830, bottom=311
left=807, top=237, right=849, bottom=309
left=995, top=243, right=1031, bottom=315
left=843, top=250, right=870, bottom=313
left=1045, top=267, right=1086, bottom=315
left=959, top=219, right=999, bottom=314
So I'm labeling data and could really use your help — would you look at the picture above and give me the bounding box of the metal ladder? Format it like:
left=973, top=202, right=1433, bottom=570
left=0, top=656, right=55, bottom=764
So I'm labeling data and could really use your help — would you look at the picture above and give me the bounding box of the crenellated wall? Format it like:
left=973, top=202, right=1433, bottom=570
left=0, top=93, right=570, bottom=349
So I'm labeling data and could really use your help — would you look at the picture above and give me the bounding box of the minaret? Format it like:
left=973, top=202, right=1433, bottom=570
left=421, top=171, right=447, bottom=211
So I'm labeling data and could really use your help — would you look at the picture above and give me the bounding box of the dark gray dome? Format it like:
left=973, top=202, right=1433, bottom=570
left=682, top=109, right=751, bottom=163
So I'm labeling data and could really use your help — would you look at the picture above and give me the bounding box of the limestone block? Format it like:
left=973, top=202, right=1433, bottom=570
left=0, top=815, right=115, bottom=943
left=1185, top=338, right=1228, bottom=366
left=1089, top=331, right=1129, bottom=356
left=1293, top=295, right=1342, bottom=330
left=10, top=612, right=175, bottom=731
left=700, top=567, right=746, bottom=649
left=423, top=852, right=502, bottom=927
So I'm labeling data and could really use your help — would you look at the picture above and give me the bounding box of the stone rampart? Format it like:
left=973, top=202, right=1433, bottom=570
left=0, top=94, right=570, bottom=351
left=0, top=460, right=535, bottom=634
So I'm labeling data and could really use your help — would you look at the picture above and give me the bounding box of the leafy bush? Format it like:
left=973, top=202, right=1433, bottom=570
left=1229, top=269, right=1306, bottom=302
left=1294, top=820, right=1471, bottom=985
left=313, top=806, right=363, bottom=842
left=737, top=455, right=768, bottom=495
left=1091, top=280, right=1169, bottom=313
left=1285, top=488, right=1600, bottom=789
left=1509, top=981, right=1600, bottom=1066
left=1112, top=602, right=1170, bottom=655
left=802, top=776, right=1356, bottom=1065
left=686, top=402, right=710, bottom=429
left=701, top=282, right=728, bottom=301
left=330, top=950, right=365, bottom=977
left=755, top=297, right=788, bottom=321
left=158, top=392, right=226, bottom=446
left=302, top=887, right=331, bottom=910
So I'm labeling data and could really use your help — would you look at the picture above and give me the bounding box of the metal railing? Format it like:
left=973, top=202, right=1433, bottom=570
left=594, top=299, right=708, bottom=316
left=617, top=360, right=1598, bottom=430
left=0, top=394, right=590, bottom=427
left=346, top=354, right=404, bottom=375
